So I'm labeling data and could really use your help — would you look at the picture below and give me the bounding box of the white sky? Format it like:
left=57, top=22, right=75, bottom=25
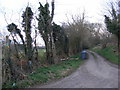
left=0, top=0, right=116, bottom=45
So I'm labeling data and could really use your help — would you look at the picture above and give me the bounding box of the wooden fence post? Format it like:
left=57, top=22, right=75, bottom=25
left=0, top=38, right=2, bottom=89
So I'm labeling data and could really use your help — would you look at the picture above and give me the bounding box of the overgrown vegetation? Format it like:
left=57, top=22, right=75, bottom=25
left=91, top=46, right=119, bottom=65
left=3, top=54, right=84, bottom=88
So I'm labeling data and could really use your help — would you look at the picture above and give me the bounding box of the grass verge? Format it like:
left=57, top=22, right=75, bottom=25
left=3, top=54, right=84, bottom=88
left=91, top=46, right=119, bottom=65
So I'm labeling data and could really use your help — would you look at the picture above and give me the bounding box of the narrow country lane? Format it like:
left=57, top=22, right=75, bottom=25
left=33, top=51, right=119, bottom=88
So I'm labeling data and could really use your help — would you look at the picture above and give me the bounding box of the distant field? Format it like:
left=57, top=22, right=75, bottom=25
left=38, top=48, right=46, bottom=53
left=38, top=49, right=46, bottom=64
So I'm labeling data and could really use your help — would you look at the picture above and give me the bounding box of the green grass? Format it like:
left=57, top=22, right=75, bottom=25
left=91, top=46, right=119, bottom=65
left=3, top=54, right=84, bottom=88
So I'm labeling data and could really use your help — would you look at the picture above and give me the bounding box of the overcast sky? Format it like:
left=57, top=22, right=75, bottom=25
left=0, top=0, right=116, bottom=45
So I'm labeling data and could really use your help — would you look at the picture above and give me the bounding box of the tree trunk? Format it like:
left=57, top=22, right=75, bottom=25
left=4, top=36, right=16, bottom=82
left=26, top=35, right=33, bottom=73
left=44, top=37, right=54, bottom=64
left=51, top=32, right=58, bottom=64
left=80, top=40, right=83, bottom=51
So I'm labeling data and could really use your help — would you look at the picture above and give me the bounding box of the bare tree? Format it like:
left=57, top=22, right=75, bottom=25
left=64, top=12, right=91, bottom=55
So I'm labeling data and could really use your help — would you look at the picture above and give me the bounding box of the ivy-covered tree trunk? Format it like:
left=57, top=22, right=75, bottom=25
left=37, top=1, right=58, bottom=64
left=22, top=6, right=33, bottom=72
left=64, top=36, right=69, bottom=56
left=50, top=30, right=58, bottom=64
left=45, top=39, right=54, bottom=64
left=44, top=33, right=56, bottom=64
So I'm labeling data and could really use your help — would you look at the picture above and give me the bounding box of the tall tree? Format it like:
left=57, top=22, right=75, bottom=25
left=104, top=1, right=120, bottom=49
left=64, top=13, right=91, bottom=55
left=22, top=6, right=33, bottom=72
left=37, top=1, right=58, bottom=64
left=52, top=22, right=69, bottom=57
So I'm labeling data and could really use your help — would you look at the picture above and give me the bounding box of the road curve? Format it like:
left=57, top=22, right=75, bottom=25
left=33, top=51, right=119, bottom=88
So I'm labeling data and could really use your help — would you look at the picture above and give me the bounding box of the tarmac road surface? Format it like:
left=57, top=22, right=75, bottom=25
left=32, top=51, right=119, bottom=88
